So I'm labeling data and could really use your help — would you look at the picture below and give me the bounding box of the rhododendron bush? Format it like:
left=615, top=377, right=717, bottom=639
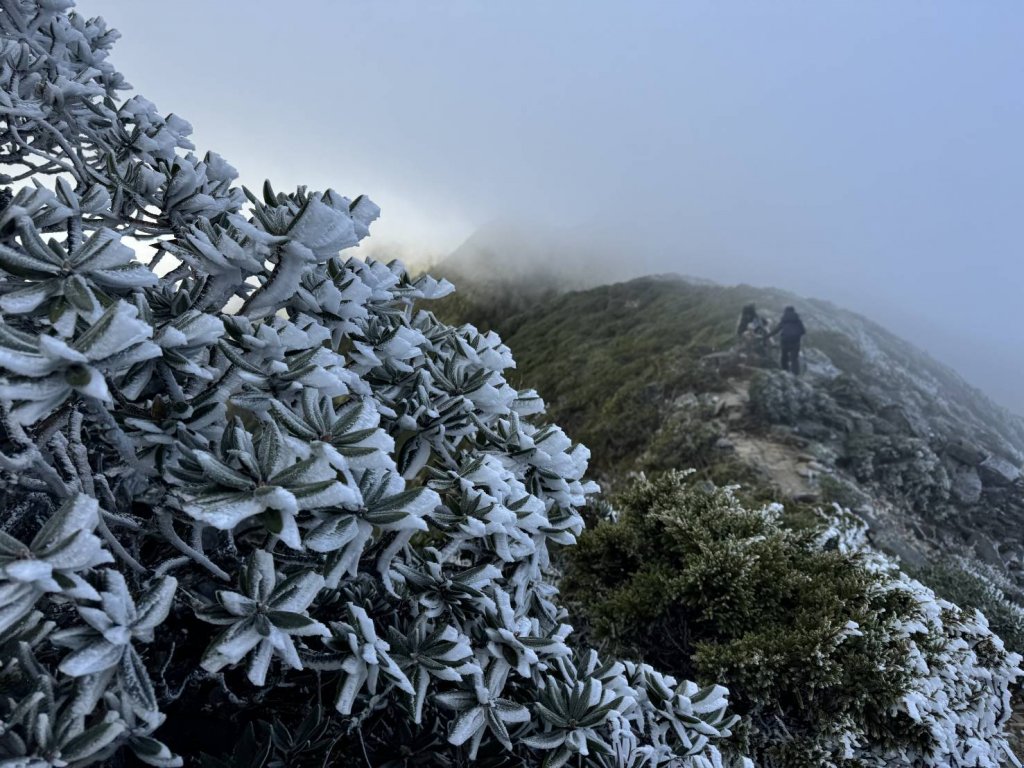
left=0, top=2, right=745, bottom=765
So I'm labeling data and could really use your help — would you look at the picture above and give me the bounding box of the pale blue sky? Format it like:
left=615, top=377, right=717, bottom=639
left=85, top=1, right=1024, bottom=411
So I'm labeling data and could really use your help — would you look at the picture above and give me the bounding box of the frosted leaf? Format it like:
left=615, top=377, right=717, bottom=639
left=256, top=486, right=299, bottom=515
left=182, top=493, right=265, bottom=530
left=287, top=196, right=358, bottom=257
left=348, top=195, right=381, bottom=240
left=75, top=228, right=151, bottom=272
left=73, top=365, right=112, bottom=402
left=270, top=571, right=324, bottom=614
left=4, top=559, right=55, bottom=583
left=0, top=582, right=40, bottom=635
left=204, top=625, right=262, bottom=668
left=76, top=302, right=156, bottom=363
left=0, top=282, right=54, bottom=313
left=449, top=708, right=486, bottom=747
left=60, top=639, right=124, bottom=676
left=133, top=577, right=178, bottom=635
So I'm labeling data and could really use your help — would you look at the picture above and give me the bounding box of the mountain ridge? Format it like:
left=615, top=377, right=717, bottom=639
left=429, top=268, right=1024, bottom=646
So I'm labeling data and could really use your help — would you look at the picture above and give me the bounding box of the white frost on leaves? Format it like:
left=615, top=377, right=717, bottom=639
left=0, top=3, right=1017, bottom=767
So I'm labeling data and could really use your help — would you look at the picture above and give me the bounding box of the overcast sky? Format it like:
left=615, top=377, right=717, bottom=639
left=84, top=1, right=1024, bottom=412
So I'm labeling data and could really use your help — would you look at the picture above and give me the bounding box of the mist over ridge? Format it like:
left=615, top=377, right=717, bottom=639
left=84, top=0, right=1024, bottom=422
left=410, top=219, right=1024, bottom=418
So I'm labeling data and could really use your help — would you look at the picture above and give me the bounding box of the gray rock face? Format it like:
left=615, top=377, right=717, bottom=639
left=978, top=456, right=1022, bottom=487
left=748, top=370, right=837, bottom=427
left=969, top=533, right=1006, bottom=568
left=794, top=421, right=833, bottom=442
left=945, top=438, right=987, bottom=467
left=879, top=404, right=918, bottom=436
left=950, top=465, right=983, bottom=505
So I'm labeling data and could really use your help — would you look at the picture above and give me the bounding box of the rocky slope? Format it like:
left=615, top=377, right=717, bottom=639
left=430, top=272, right=1024, bottom=648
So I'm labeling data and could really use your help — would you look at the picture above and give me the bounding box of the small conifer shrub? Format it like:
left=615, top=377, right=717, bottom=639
left=564, top=473, right=1022, bottom=767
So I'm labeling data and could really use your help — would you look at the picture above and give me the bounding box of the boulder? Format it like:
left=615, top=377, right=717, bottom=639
left=852, top=418, right=875, bottom=435
left=675, top=392, right=700, bottom=410
left=714, top=437, right=736, bottom=452
left=794, top=420, right=833, bottom=442
left=879, top=404, right=916, bottom=435
left=969, top=533, right=1006, bottom=568
left=978, top=456, right=1022, bottom=487
left=944, top=438, right=987, bottom=467
left=949, top=465, right=983, bottom=505
left=822, top=413, right=854, bottom=434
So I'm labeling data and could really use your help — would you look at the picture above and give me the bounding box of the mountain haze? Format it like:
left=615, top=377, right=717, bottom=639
left=431, top=256, right=1024, bottom=651
left=433, top=223, right=1024, bottom=416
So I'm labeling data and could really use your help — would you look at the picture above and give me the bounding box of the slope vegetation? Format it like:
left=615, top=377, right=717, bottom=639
left=432, top=273, right=1024, bottom=652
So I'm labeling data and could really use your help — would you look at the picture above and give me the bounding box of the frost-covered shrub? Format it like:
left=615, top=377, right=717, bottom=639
left=909, top=555, right=1024, bottom=657
left=563, top=473, right=1022, bottom=767
left=0, top=2, right=748, bottom=766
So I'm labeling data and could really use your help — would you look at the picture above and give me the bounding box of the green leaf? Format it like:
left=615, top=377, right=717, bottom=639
left=72, top=301, right=118, bottom=354
left=217, top=340, right=264, bottom=374
left=63, top=274, right=96, bottom=312
left=268, top=610, right=316, bottom=631
left=270, top=399, right=317, bottom=440
left=120, top=645, right=158, bottom=714
left=62, top=720, right=126, bottom=762
left=268, top=456, right=322, bottom=487
left=0, top=242, right=60, bottom=277
left=194, top=451, right=254, bottom=490
left=18, top=224, right=64, bottom=268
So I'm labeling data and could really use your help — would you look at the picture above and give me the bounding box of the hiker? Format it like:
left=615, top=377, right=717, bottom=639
left=737, top=303, right=769, bottom=348
left=737, top=303, right=759, bottom=337
left=769, top=305, right=806, bottom=374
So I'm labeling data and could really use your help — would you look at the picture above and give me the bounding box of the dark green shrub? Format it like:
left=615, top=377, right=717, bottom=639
left=562, top=472, right=1022, bottom=766
left=911, top=557, right=1024, bottom=656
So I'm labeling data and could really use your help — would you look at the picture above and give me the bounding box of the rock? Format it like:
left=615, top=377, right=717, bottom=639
left=853, top=505, right=879, bottom=529
left=969, top=533, right=1005, bottom=568
left=714, top=437, right=736, bottom=452
left=949, top=465, right=983, bottom=505
left=826, top=415, right=854, bottom=434
left=852, top=418, right=875, bottom=435
left=872, top=530, right=929, bottom=569
left=801, top=348, right=842, bottom=380
left=675, top=392, right=700, bottom=410
left=879, top=404, right=917, bottom=435
left=870, top=416, right=899, bottom=436
left=944, top=438, right=987, bottom=467
left=978, top=456, right=1021, bottom=487
left=794, top=420, right=832, bottom=442
left=748, top=370, right=832, bottom=426
left=796, top=465, right=815, bottom=478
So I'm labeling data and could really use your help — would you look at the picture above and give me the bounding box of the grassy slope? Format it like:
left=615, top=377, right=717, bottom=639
left=431, top=271, right=1024, bottom=752
left=436, top=277, right=733, bottom=473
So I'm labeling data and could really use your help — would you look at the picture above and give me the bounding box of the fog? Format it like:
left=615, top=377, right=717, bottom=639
left=87, top=0, right=1024, bottom=412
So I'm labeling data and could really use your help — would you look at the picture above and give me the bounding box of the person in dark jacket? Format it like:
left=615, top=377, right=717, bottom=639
left=737, top=303, right=769, bottom=350
left=737, top=303, right=760, bottom=337
left=769, top=306, right=806, bottom=374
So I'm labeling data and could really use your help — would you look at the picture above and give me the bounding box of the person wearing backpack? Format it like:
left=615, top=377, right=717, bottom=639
left=769, top=306, right=806, bottom=374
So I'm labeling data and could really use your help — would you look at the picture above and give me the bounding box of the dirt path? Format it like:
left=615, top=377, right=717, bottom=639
left=731, top=434, right=819, bottom=499
left=713, top=379, right=822, bottom=501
